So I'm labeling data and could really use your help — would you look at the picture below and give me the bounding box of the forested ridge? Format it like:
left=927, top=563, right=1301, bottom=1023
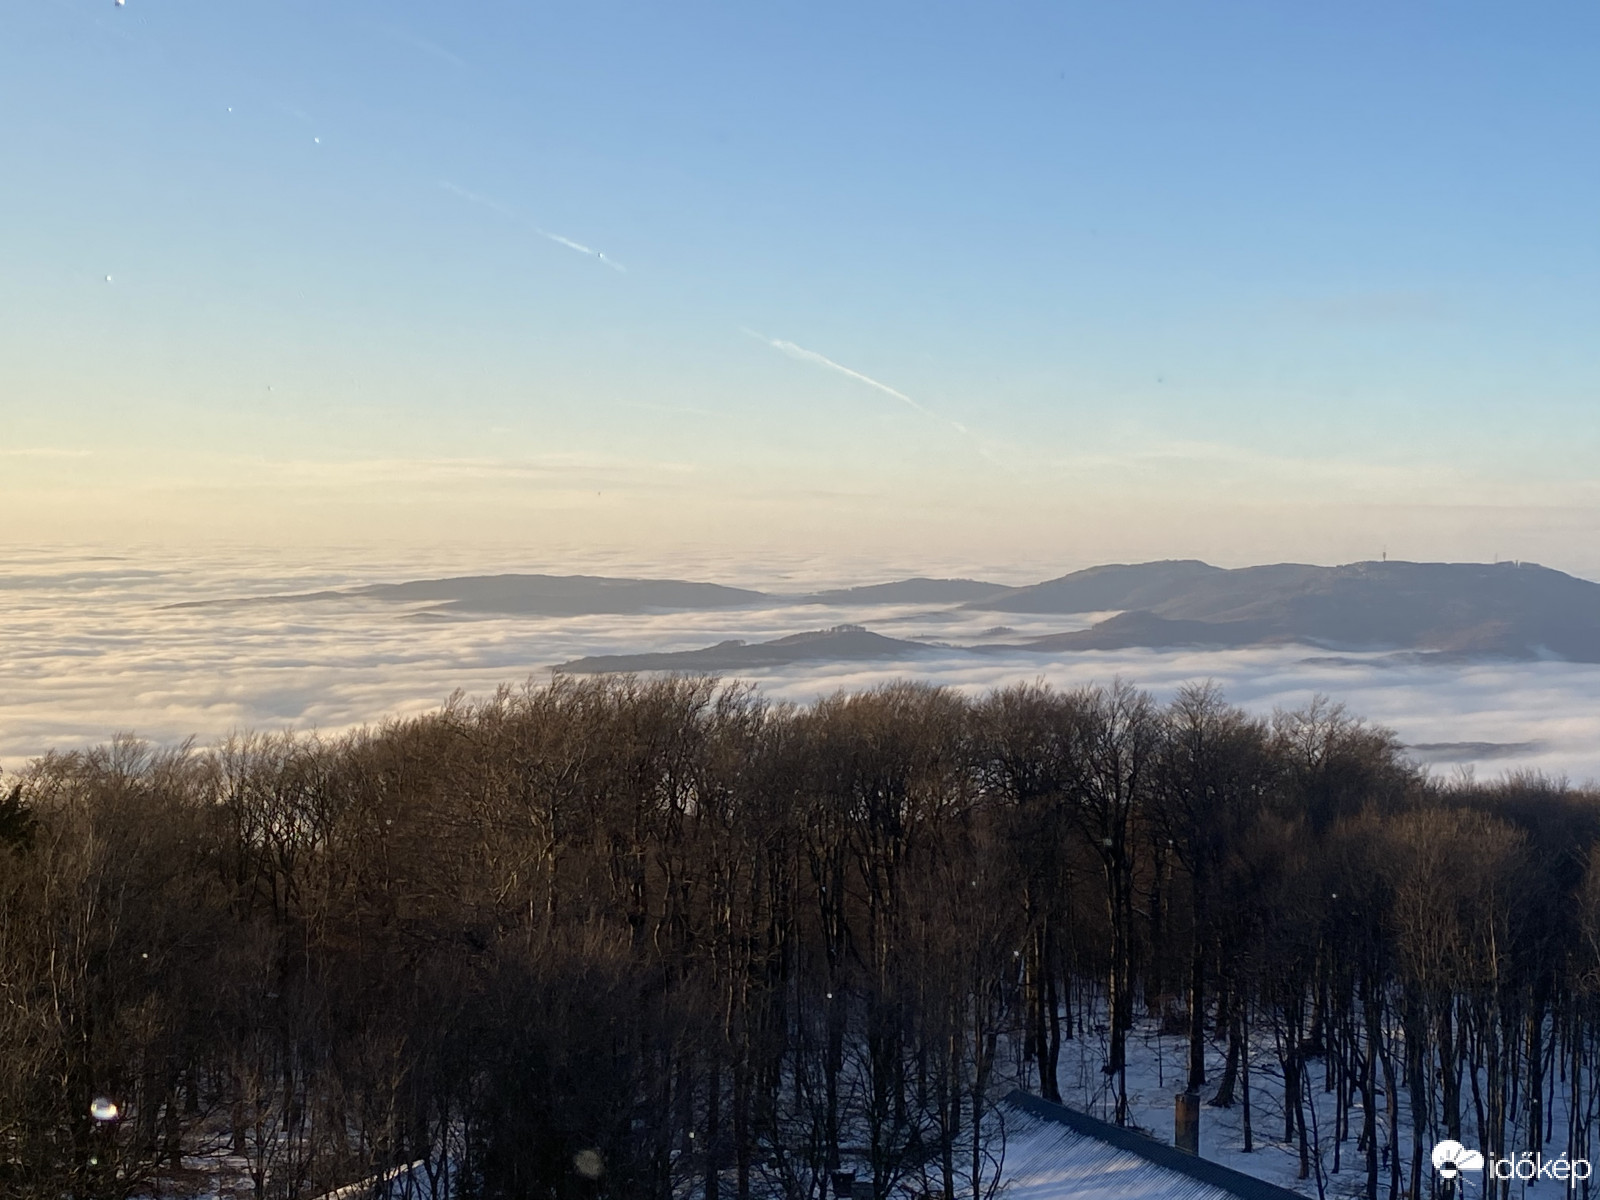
left=3, top=675, right=1599, bottom=1200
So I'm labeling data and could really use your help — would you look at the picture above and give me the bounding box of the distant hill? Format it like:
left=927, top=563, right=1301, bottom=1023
left=353, top=575, right=767, bottom=616
left=967, top=560, right=1286, bottom=613
left=1007, top=611, right=1269, bottom=652
left=996, top=560, right=1600, bottom=660
left=1407, top=740, right=1546, bottom=763
left=168, top=560, right=1600, bottom=664
left=171, top=573, right=1015, bottom=617
left=796, top=577, right=1011, bottom=605
left=564, top=560, right=1600, bottom=670
left=170, top=573, right=768, bottom=616
left=557, top=626, right=930, bottom=673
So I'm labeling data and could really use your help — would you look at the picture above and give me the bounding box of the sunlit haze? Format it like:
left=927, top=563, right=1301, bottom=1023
left=6, top=2, right=1600, bottom=567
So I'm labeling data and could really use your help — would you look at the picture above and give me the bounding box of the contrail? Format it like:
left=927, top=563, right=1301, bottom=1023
left=541, top=231, right=594, bottom=255
left=744, top=330, right=995, bottom=460
left=744, top=330, right=939, bottom=421
left=538, top=229, right=626, bottom=272
left=438, top=183, right=625, bottom=271
left=439, top=180, right=511, bottom=216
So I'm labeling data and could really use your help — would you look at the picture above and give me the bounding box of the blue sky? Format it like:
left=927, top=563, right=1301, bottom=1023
left=5, top=1, right=1600, bottom=571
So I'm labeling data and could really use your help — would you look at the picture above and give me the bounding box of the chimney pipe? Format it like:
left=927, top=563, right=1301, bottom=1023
left=1175, top=1089, right=1200, bottom=1155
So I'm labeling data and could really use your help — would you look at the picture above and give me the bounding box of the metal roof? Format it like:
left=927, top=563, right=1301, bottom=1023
left=996, top=1092, right=1306, bottom=1200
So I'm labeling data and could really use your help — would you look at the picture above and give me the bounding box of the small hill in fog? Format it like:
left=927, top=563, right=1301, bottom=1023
left=355, top=574, right=767, bottom=615
left=557, top=626, right=929, bottom=673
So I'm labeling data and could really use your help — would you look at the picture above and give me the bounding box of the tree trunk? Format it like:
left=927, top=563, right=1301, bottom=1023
left=706, top=1063, right=721, bottom=1200
left=1188, top=919, right=1208, bottom=1092
left=1211, top=987, right=1239, bottom=1107
left=1439, top=998, right=1462, bottom=1140
left=1044, top=965, right=1063, bottom=1102
left=1528, top=999, right=1546, bottom=1156
left=1241, top=998, right=1253, bottom=1153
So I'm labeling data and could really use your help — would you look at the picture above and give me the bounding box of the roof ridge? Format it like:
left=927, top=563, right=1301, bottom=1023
left=1000, top=1090, right=1308, bottom=1200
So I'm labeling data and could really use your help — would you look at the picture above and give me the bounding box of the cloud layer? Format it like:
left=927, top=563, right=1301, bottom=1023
left=4, top=549, right=1600, bottom=784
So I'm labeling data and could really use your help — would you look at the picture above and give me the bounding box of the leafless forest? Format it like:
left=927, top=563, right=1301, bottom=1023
left=4, top=676, right=1599, bottom=1199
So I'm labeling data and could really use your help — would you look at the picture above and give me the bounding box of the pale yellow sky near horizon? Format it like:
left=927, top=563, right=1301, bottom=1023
left=5, top=439, right=1600, bottom=583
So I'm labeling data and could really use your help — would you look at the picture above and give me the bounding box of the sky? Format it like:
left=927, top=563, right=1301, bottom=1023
left=5, top=1, right=1600, bottom=572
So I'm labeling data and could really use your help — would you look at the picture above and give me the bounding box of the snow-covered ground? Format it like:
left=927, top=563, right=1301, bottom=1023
left=1052, top=1016, right=1377, bottom=1198
left=138, top=1144, right=449, bottom=1200
left=1046, top=1001, right=1594, bottom=1199
left=129, top=1003, right=1596, bottom=1200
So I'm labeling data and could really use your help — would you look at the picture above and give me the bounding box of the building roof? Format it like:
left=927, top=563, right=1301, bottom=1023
left=996, top=1091, right=1307, bottom=1200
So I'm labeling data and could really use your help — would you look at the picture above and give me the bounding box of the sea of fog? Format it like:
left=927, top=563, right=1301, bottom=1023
left=4, top=546, right=1599, bottom=784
